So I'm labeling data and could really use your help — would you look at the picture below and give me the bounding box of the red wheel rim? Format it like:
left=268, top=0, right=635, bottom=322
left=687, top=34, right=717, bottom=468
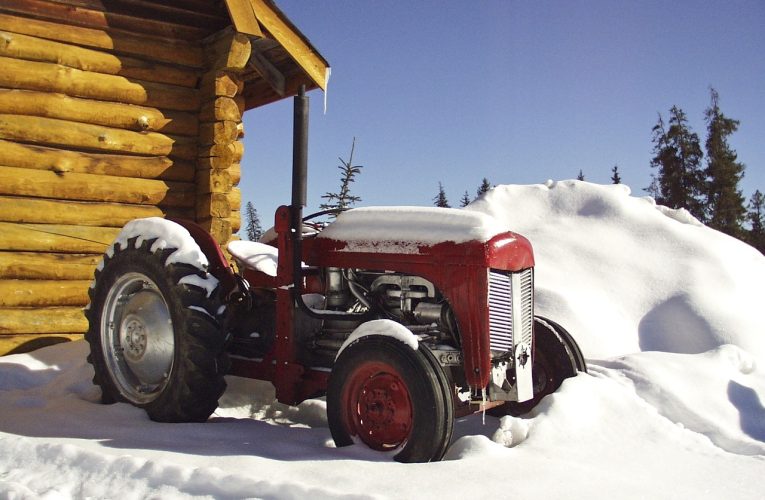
left=342, top=361, right=413, bottom=451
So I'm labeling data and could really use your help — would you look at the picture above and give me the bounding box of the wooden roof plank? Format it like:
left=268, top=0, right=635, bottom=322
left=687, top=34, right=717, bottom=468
left=247, top=0, right=329, bottom=91
left=248, top=42, right=285, bottom=97
left=223, top=0, right=263, bottom=37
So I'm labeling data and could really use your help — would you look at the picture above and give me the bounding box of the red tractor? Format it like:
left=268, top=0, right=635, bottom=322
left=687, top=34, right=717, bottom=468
left=85, top=88, right=586, bottom=463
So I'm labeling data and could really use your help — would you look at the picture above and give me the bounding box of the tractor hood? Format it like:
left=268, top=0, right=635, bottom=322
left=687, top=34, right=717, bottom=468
left=306, top=206, right=534, bottom=271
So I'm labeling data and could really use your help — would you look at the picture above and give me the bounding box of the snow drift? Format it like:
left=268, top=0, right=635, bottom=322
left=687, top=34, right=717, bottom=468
left=468, top=180, right=765, bottom=360
left=1, top=180, right=764, bottom=499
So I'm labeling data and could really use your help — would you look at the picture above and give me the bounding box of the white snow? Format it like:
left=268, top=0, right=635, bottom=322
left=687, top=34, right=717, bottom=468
left=468, top=181, right=765, bottom=361
left=178, top=274, right=219, bottom=298
left=2, top=180, right=764, bottom=499
left=336, top=319, right=419, bottom=359
left=228, top=240, right=279, bottom=277
left=317, top=206, right=509, bottom=253
left=106, top=217, right=210, bottom=270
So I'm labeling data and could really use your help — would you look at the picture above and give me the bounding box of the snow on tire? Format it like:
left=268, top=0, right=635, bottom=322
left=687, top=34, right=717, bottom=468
left=85, top=236, right=228, bottom=423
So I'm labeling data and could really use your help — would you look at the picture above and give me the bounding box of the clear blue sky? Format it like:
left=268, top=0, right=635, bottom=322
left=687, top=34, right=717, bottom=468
left=241, top=0, right=765, bottom=225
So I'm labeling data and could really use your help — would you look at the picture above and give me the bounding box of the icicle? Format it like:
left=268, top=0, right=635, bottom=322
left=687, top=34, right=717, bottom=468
left=481, top=388, right=487, bottom=426
left=323, top=67, right=331, bottom=114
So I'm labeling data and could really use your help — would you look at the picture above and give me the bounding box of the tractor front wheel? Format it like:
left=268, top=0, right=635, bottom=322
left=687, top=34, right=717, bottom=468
left=327, top=337, right=454, bottom=463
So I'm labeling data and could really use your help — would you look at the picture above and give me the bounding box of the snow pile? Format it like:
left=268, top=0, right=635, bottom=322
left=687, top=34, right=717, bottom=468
left=1, top=181, right=764, bottom=499
left=467, top=180, right=765, bottom=360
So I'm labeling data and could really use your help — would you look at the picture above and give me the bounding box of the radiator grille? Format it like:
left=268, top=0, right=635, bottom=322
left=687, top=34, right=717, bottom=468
left=488, top=268, right=534, bottom=353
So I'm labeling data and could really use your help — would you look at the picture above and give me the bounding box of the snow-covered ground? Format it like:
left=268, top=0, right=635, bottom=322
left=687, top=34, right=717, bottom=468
left=1, top=180, right=763, bottom=499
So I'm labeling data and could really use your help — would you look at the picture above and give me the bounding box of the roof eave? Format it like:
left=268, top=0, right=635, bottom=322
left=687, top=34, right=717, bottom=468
left=224, top=0, right=329, bottom=92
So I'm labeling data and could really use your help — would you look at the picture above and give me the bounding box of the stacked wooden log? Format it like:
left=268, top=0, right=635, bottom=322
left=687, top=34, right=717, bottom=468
left=0, top=0, right=239, bottom=354
left=197, top=28, right=248, bottom=244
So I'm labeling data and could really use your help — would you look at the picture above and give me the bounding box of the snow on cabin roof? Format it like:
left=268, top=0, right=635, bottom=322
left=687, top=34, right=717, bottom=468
left=316, top=206, right=509, bottom=247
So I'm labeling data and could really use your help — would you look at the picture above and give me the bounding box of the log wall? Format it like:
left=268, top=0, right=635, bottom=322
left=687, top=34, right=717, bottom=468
left=197, top=28, right=247, bottom=243
left=0, top=0, right=243, bottom=354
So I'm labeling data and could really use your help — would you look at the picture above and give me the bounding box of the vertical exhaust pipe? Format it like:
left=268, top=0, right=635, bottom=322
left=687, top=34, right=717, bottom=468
left=292, top=85, right=308, bottom=223
left=289, top=86, right=372, bottom=322
left=291, top=85, right=308, bottom=302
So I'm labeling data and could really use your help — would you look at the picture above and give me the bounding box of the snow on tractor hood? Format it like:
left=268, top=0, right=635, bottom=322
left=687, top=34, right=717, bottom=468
left=316, top=206, right=512, bottom=252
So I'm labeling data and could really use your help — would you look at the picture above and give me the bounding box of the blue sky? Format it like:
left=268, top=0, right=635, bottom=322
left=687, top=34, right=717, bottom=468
left=241, top=0, right=765, bottom=223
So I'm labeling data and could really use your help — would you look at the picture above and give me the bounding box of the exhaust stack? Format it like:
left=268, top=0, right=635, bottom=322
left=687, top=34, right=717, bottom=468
left=292, top=85, right=308, bottom=224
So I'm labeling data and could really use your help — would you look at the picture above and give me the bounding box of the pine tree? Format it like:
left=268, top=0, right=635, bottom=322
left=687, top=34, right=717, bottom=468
left=645, top=176, right=661, bottom=200
left=746, top=190, right=765, bottom=254
left=647, top=107, right=705, bottom=220
left=577, top=169, right=585, bottom=181
left=244, top=202, right=262, bottom=241
left=611, top=165, right=622, bottom=184
left=475, top=178, right=492, bottom=199
left=459, top=190, right=472, bottom=208
left=704, top=88, right=746, bottom=237
left=433, top=182, right=450, bottom=208
left=320, top=138, right=363, bottom=216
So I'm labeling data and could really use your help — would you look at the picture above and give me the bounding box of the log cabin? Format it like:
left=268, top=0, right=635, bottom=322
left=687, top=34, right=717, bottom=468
left=0, top=0, right=329, bottom=354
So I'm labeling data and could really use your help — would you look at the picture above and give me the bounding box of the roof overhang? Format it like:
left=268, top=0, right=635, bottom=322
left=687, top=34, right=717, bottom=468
left=224, top=0, right=329, bottom=108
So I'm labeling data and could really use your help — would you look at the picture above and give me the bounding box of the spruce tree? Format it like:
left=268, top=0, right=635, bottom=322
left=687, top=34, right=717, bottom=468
left=577, top=170, right=585, bottom=181
left=704, top=88, right=746, bottom=237
left=433, top=182, right=450, bottom=208
left=459, top=190, right=472, bottom=208
left=320, top=138, right=363, bottom=216
left=475, top=178, right=492, bottom=199
left=647, top=107, right=705, bottom=220
left=611, top=165, right=622, bottom=184
left=645, top=176, right=660, bottom=200
left=244, top=202, right=262, bottom=241
left=746, top=190, right=765, bottom=254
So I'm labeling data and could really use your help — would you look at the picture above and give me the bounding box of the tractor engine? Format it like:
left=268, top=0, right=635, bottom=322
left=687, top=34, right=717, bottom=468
left=321, top=268, right=460, bottom=348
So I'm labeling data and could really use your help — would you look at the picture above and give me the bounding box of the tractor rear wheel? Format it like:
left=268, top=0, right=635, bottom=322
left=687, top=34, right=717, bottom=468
left=85, top=236, right=228, bottom=422
left=491, top=316, right=586, bottom=417
left=327, top=337, right=454, bottom=463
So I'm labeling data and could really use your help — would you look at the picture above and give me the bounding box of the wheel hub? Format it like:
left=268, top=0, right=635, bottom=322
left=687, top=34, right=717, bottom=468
left=353, top=371, right=412, bottom=450
left=118, top=289, right=174, bottom=386
left=101, top=273, right=175, bottom=404
left=122, top=316, right=148, bottom=361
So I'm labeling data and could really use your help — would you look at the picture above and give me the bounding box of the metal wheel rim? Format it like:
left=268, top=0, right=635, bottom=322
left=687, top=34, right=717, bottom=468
left=343, top=361, right=413, bottom=451
left=100, top=272, right=175, bottom=404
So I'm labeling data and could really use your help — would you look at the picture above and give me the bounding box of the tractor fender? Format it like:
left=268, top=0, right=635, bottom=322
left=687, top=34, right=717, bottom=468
left=336, top=319, right=419, bottom=360
left=534, top=315, right=587, bottom=373
left=166, top=218, right=238, bottom=296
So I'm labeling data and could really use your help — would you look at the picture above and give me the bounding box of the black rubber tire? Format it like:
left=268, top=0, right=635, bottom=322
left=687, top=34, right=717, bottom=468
left=418, top=344, right=455, bottom=461
left=490, top=316, right=586, bottom=417
left=85, top=236, right=228, bottom=423
left=327, top=336, right=454, bottom=463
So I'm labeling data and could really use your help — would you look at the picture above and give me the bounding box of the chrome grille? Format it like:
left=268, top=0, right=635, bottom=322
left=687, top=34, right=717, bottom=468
left=519, top=268, right=534, bottom=347
left=488, top=268, right=534, bottom=353
left=488, top=271, right=513, bottom=351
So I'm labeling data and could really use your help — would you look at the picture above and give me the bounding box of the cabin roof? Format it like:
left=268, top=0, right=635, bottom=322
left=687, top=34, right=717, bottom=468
left=0, top=0, right=328, bottom=108
left=223, top=0, right=330, bottom=109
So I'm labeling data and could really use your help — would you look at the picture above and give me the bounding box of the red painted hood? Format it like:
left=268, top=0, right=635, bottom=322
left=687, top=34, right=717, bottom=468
left=304, top=230, right=534, bottom=272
